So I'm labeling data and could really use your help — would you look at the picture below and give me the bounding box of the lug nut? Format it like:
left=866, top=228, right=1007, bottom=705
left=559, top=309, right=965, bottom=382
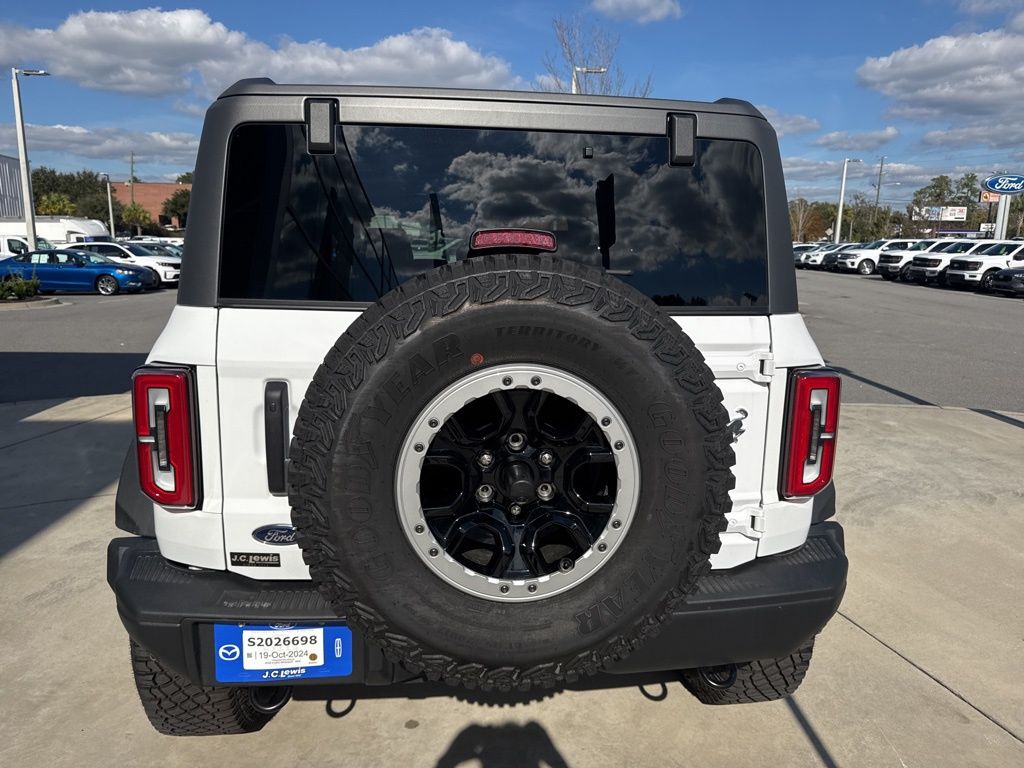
left=506, top=432, right=526, bottom=452
left=476, top=484, right=494, bottom=503
left=598, top=543, right=608, bottom=552
left=510, top=503, right=522, bottom=516
left=429, top=547, right=439, bottom=557
left=558, top=557, right=574, bottom=573
left=477, top=450, right=494, bottom=468
left=500, top=585, right=510, bottom=594
left=528, top=584, right=538, bottom=593
left=502, top=376, right=513, bottom=386
left=428, top=418, right=439, bottom=428
left=531, top=376, right=542, bottom=386
left=414, top=524, right=424, bottom=534
left=611, top=519, right=622, bottom=529
left=538, top=450, right=554, bottom=466
left=537, top=483, right=555, bottom=501
left=614, top=441, right=624, bottom=451
left=601, top=417, right=611, bottom=427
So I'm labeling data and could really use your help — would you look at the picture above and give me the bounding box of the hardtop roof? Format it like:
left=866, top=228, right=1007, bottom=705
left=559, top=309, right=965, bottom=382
left=217, top=78, right=766, bottom=121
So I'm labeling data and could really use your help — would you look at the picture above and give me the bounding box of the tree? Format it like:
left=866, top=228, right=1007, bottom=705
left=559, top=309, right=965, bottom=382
left=175, top=171, right=193, bottom=184
left=76, top=192, right=124, bottom=228
left=161, top=189, right=191, bottom=227
left=539, top=15, right=653, bottom=96
left=1011, top=195, right=1024, bottom=237
left=37, top=192, right=76, bottom=215
left=31, top=167, right=106, bottom=209
left=789, top=198, right=816, bottom=241
left=122, top=202, right=151, bottom=236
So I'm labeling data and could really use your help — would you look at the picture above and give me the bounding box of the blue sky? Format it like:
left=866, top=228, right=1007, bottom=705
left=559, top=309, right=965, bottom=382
left=1, top=0, right=1022, bottom=205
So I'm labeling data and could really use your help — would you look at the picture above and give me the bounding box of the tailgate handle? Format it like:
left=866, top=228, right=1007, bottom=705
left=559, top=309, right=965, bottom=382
left=264, top=381, right=289, bottom=495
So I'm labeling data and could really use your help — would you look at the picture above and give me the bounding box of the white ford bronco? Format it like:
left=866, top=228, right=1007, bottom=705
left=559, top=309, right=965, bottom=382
left=108, top=80, right=847, bottom=735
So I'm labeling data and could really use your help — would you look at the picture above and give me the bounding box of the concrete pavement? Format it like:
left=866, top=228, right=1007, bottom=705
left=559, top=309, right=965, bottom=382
left=0, top=394, right=1022, bottom=767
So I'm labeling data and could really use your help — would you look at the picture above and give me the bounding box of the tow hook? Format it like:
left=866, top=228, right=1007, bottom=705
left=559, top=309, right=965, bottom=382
left=727, top=409, right=748, bottom=442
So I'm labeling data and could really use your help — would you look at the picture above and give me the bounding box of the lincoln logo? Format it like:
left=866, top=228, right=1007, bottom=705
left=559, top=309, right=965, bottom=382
left=984, top=174, right=1024, bottom=194
left=252, top=525, right=298, bottom=545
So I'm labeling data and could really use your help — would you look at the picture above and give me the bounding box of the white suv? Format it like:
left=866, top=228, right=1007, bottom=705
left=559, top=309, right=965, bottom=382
left=946, top=241, right=1024, bottom=291
left=835, top=239, right=916, bottom=275
left=72, top=241, right=181, bottom=286
left=107, top=81, right=848, bottom=736
left=875, top=240, right=960, bottom=282
left=908, top=239, right=1000, bottom=286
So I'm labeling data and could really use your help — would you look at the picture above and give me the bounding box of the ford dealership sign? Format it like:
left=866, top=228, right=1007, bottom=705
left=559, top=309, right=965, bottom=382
left=983, top=174, right=1024, bottom=195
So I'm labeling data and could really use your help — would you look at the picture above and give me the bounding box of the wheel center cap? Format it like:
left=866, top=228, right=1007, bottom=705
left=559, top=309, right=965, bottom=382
left=501, top=460, right=536, bottom=502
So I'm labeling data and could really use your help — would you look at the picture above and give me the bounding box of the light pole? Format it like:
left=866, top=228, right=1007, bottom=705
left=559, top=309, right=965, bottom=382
left=571, top=65, right=608, bottom=95
left=11, top=68, right=50, bottom=251
left=834, top=157, right=861, bottom=243
left=101, top=173, right=115, bottom=238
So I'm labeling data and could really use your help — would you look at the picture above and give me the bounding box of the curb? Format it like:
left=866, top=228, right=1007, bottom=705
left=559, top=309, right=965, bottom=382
left=0, top=297, right=68, bottom=311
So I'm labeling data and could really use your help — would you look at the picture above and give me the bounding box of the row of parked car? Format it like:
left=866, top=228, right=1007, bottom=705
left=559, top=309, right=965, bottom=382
left=794, top=238, right=1024, bottom=297
left=0, top=238, right=182, bottom=296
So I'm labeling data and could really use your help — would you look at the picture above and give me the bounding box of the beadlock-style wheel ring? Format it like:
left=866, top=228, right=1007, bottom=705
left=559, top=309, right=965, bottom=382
left=395, top=364, right=640, bottom=603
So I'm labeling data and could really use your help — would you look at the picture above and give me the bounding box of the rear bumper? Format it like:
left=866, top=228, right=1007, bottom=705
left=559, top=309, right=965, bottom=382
left=108, top=522, right=847, bottom=687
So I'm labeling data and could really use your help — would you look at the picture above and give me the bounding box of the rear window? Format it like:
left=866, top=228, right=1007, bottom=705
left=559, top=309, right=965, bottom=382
left=219, top=124, right=769, bottom=309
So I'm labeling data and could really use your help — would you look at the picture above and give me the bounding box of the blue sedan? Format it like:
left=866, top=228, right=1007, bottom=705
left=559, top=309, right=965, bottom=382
left=1, top=249, right=148, bottom=295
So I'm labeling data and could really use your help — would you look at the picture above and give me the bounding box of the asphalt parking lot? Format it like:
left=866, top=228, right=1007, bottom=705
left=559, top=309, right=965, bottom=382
left=1, top=276, right=1022, bottom=767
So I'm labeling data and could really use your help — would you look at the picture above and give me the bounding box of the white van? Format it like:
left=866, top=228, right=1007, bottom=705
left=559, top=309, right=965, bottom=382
left=0, top=216, right=111, bottom=247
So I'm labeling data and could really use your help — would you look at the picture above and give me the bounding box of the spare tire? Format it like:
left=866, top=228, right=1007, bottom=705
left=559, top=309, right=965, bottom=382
left=288, top=254, right=734, bottom=691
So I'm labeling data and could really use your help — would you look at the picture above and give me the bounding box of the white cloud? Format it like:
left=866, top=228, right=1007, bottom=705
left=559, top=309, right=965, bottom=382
left=856, top=12, right=1024, bottom=150
left=814, top=126, right=899, bottom=151
left=757, top=106, right=821, bottom=138
left=591, top=0, right=683, bottom=24
left=958, top=0, right=1024, bottom=14
left=0, top=10, right=518, bottom=99
left=0, top=123, right=199, bottom=166
left=857, top=18, right=1024, bottom=119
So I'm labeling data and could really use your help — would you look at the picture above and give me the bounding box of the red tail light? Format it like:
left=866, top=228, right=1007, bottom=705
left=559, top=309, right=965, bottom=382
left=781, top=369, right=841, bottom=499
left=132, top=367, right=199, bottom=508
left=469, top=229, right=557, bottom=253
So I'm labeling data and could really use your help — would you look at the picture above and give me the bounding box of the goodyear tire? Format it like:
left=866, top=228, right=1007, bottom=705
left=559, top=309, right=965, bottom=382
left=288, top=254, right=735, bottom=691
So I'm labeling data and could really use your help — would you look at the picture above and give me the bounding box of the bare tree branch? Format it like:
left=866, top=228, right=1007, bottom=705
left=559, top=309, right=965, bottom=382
left=538, top=14, right=653, bottom=97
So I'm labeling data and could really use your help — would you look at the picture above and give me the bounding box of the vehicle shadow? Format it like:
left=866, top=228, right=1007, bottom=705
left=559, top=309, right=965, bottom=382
left=0, top=351, right=146, bottom=402
left=0, top=415, right=131, bottom=559
left=434, top=721, right=570, bottom=768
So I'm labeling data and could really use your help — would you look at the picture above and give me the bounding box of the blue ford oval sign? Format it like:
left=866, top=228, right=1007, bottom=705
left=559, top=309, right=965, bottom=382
left=983, top=174, right=1024, bottom=195
left=252, top=524, right=298, bottom=545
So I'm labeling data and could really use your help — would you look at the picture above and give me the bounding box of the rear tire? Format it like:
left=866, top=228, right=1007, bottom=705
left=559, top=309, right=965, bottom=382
left=129, top=639, right=285, bottom=736
left=680, top=640, right=814, bottom=705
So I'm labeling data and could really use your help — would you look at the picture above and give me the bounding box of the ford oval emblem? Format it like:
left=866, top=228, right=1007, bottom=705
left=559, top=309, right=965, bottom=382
left=983, top=174, right=1024, bottom=195
left=252, top=524, right=298, bottom=545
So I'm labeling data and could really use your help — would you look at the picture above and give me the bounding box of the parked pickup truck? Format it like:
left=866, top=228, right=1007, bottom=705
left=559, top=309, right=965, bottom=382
left=908, top=240, right=999, bottom=286
left=876, top=240, right=959, bottom=282
left=946, top=241, right=1024, bottom=291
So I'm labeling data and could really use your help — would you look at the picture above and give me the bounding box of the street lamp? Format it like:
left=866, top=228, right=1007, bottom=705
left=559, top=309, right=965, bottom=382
left=11, top=67, right=50, bottom=251
left=100, top=173, right=115, bottom=238
left=834, top=157, right=861, bottom=244
left=571, top=65, right=608, bottom=95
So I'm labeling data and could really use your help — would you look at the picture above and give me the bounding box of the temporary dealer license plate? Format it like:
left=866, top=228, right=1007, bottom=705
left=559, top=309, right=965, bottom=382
left=213, top=624, right=353, bottom=683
